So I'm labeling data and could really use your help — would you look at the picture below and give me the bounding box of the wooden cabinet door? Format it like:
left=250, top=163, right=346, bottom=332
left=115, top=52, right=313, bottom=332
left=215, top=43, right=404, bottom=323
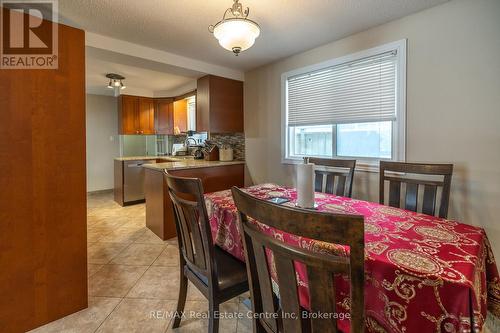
left=139, top=97, right=155, bottom=134
left=173, top=99, right=188, bottom=133
left=120, top=95, right=139, bottom=134
left=210, top=76, right=244, bottom=133
left=155, top=98, right=174, bottom=135
left=195, top=75, right=243, bottom=133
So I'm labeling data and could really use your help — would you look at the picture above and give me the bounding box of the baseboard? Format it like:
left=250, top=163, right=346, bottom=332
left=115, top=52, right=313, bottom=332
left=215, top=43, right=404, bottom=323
left=87, top=189, right=114, bottom=195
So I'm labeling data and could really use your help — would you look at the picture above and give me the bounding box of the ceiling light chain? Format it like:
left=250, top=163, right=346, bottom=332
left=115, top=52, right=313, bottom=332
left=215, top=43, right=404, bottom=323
left=209, top=0, right=260, bottom=56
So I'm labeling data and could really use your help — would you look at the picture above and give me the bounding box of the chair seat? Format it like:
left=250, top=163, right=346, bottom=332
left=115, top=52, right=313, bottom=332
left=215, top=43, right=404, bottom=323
left=189, top=246, right=248, bottom=290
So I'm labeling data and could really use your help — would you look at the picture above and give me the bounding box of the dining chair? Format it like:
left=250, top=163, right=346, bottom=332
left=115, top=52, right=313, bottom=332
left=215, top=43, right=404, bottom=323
left=379, top=161, right=453, bottom=218
left=231, top=186, right=365, bottom=333
left=308, top=158, right=356, bottom=198
left=164, top=172, right=249, bottom=333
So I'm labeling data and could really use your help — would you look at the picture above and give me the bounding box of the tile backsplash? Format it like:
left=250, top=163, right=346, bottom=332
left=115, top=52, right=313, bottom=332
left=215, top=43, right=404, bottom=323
left=209, top=133, right=245, bottom=161
left=121, top=132, right=245, bottom=160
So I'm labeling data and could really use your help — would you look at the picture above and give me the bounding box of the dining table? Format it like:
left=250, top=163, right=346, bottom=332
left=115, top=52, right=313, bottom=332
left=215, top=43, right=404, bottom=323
left=204, top=183, right=500, bottom=333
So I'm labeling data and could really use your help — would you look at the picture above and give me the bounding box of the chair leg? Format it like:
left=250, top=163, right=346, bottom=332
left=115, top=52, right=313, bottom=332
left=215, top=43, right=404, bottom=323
left=208, top=300, right=220, bottom=333
left=172, top=272, right=188, bottom=328
left=253, top=318, right=267, bottom=333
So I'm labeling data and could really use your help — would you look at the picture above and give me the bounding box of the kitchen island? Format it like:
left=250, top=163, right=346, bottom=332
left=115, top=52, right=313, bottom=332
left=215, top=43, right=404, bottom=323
left=142, top=159, right=245, bottom=240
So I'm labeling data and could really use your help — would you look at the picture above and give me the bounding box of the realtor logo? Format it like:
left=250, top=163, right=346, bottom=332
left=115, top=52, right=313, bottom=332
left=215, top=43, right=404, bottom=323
left=1, top=0, right=58, bottom=69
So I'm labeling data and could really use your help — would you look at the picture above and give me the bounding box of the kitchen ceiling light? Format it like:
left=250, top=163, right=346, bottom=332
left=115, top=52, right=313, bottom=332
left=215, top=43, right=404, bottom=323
left=105, top=73, right=126, bottom=96
left=209, top=0, right=260, bottom=56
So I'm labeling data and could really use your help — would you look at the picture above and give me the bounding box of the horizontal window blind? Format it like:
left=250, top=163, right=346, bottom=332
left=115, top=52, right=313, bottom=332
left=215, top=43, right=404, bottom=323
left=287, top=51, right=397, bottom=126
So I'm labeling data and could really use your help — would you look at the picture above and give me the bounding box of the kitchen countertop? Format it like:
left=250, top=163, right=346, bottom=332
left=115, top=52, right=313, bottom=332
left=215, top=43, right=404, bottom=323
left=114, top=156, right=193, bottom=162
left=142, top=160, right=245, bottom=171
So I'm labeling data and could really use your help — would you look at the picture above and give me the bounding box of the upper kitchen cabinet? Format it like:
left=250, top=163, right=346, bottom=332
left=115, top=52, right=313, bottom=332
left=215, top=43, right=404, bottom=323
left=196, top=75, right=244, bottom=133
left=155, top=95, right=195, bottom=135
left=138, top=97, right=155, bottom=134
left=173, top=99, right=188, bottom=133
left=119, top=95, right=139, bottom=134
left=155, top=98, right=174, bottom=135
left=118, top=95, right=155, bottom=134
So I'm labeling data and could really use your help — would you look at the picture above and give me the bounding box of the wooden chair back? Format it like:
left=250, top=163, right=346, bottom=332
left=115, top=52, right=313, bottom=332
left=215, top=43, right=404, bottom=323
left=309, top=158, right=356, bottom=197
left=379, top=161, right=453, bottom=218
left=231, top=187, right=365, bottom=333
left=164, top=172, right=215, bottom=279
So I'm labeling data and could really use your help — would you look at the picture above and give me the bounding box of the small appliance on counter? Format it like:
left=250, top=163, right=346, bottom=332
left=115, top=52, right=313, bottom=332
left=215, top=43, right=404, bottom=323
left=172, top=143, right=187, bottom=156
left=219, top=145, right=234, bottom=161
left=203, top=142, right=219, bottom=161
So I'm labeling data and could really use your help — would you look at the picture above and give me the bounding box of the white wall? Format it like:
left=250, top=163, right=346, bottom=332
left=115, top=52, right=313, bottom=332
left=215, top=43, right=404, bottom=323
left=86, top=94, right=120, bottom=192
left=244, top=0, right=500, bottom=258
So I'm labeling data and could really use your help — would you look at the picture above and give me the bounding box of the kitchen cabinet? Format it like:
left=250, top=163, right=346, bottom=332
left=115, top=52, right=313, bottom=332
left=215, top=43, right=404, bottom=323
left=155, top=98, right=174, bottom=135
left=196, top=75, right=244, bottom=133
left=118, top=95, right=155, bottom=134
left=120, top=95, right=139, bottom=134
left=145, top=164, right=245, bottom=240
left=120, top=94, right=194, bottom=135
left=173, top=98, right=188, bottom=133
left=139, top=97, right=155, bottom=134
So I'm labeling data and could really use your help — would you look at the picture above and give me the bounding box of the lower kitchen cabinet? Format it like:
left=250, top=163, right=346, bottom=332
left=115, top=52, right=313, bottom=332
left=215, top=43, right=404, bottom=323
left=144, top=164, right=245, bottom=240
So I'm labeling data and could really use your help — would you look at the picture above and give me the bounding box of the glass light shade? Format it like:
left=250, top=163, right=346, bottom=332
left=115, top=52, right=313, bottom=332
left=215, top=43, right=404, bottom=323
left=213, top=18, right=260, bottom=52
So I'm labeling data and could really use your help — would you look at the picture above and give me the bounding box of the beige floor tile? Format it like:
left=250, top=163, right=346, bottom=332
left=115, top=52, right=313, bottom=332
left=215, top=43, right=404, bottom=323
left=28, top=297, right=121, bottom=333
left=152, top=245, right=180, bottom=267
left=186, top=282, right=208, bottom=301
left=88, top=264, right=104, bottom=277
left=166, top=300, right=239, bottom=333
left=89, top=265, right=149, bottom=297
left=236, top=301, right=253, bottom=333
left=110, top=243, right=165, bottom=266
left=165, top=237, right=179, bottom=246
left=126, top=266, right=181, bottom=300
left=87, top=242, right=130, bottom=264
left=134, top=228, right=166, bottom=244
left=87, top=227, right=112, bottom=242
left=96, top=298, right=177, bottom=333
left=98, top=227, right=147, bottom=243
left=126, top=266, right=223, bottom=302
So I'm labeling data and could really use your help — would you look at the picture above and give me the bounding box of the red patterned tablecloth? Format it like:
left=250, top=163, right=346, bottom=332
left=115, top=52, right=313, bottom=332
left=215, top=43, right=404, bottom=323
left=205, top=183, right=500, bottom=333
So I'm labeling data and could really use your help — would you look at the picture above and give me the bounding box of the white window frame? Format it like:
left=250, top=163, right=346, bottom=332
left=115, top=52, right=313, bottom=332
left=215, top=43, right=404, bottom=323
left=281, top=39, right=407, bottom=172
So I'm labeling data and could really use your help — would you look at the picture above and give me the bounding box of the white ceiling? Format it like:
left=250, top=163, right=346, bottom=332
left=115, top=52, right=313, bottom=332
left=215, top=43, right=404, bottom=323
left=85, top=47, right=200, bottom=96
left=59, top=0, right=448, bottom=72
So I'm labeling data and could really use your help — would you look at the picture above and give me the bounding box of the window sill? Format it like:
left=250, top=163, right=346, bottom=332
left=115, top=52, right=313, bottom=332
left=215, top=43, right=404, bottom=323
left=281, top=157, right=380, bottom=173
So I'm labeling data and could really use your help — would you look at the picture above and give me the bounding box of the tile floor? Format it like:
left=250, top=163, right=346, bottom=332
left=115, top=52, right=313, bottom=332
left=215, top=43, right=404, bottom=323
left=29, top=191, right=252, bottom=333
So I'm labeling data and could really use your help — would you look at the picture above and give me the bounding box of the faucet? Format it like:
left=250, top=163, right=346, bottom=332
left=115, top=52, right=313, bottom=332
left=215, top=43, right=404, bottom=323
left=185, top=137, right=197, bottom=148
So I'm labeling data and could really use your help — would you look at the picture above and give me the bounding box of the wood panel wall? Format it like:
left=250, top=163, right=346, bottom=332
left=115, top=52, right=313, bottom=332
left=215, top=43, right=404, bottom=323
left=0, top=12, right=87, bottom=333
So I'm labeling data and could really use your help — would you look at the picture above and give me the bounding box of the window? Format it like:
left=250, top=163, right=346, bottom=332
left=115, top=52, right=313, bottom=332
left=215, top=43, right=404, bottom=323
left=282, top=40, right=406, bottom=169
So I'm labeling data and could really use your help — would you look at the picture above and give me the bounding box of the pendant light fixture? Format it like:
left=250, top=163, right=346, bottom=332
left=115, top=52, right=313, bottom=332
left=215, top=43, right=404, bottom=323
left=209, top=0, right=260, bottom=56
left=105, top=73, right=126, bottom=96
